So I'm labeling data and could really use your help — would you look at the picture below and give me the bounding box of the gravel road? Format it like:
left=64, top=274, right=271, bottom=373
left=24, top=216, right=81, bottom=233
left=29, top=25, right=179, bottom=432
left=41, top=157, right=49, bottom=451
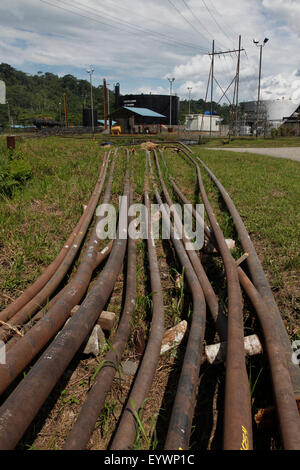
left=208, top=147, right=300, bottom=162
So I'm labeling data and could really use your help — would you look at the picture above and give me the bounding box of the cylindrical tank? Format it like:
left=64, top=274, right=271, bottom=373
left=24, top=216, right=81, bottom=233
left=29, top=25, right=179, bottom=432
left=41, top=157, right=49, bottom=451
left=82, top=108, right=98, bottom=127
left=118, top=94, right=180, bottom=125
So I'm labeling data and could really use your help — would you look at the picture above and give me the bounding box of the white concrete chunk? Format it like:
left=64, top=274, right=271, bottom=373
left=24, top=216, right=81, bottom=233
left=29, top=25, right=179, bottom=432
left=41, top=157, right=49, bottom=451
left=83, top=324, right=105, bottom=356
left=205, top=334, right=262, bottom=364
left=160, top=320, right=187, bottom=355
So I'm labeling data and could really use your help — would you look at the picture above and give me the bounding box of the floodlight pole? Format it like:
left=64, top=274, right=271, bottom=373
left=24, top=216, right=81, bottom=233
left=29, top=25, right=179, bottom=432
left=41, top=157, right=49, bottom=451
left=7, top=101, right=11, bottom=129
left=210, top=40, right=215, bottom=136
left=107, top=83, right=110, bottom=119
left=168, top=77, right=175, bottom=127
left=86, top=66, right=95, bottom=133
left=254, top=38, right=269, bottom=138
left=187, top=87, right=192, bottom=114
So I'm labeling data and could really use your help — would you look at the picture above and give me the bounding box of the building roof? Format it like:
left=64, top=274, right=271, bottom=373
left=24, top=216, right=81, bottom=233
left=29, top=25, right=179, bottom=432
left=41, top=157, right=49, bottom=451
left=98, top=119, right=117, bottom=126
left=122, top=106, right=165, bottom=118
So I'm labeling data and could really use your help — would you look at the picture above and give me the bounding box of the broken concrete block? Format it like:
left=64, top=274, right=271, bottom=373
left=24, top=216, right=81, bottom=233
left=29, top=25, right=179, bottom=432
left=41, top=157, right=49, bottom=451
left=83, top=324, right=105, bottom=356
left=121, top=360, right=139, bottom=377
left=203, top=238, right=236, bottom=253
left=225, top=238, right=235, bottom=251
left=70, top=306, right=116, bottom=331
left=97, top=311, right=116, bottom=331
left=160, top=320, right=187, bottom=355
left=205, top=334, right=262, bottom=365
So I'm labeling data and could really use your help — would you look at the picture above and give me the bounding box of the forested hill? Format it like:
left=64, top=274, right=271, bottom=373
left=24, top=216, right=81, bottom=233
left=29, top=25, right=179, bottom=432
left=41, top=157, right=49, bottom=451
left=0, top=63, right=231, bottom=129
left=0, top=63, right=113, bottom=128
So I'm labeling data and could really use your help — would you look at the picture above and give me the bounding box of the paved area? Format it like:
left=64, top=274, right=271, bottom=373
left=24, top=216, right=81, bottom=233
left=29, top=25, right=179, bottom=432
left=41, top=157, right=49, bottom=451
left=208, top=147, right=300, bottom=162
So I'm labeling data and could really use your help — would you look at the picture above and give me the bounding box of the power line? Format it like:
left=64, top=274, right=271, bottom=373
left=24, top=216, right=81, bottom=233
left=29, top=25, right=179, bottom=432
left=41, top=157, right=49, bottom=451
left=167, top=0, right=212, bottom=47
left=67, top=0, right=204, bottom=49
left=201, top=0, right=235, bottom=49
left=210, top=0, right=239, bottom=39
left=180, top=0, right=222, bottom=49
left=103, top=0, right=207, bottom=42
left=40, top=0, right=208, bottom=53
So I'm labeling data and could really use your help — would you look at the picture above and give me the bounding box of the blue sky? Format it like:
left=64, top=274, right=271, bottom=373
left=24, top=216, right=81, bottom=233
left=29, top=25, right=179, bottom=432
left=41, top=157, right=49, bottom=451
left=0, top=0, right=299, bottom=103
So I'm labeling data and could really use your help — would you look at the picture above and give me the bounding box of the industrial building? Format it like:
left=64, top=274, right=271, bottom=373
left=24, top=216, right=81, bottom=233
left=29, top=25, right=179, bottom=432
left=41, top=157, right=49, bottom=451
left=109, top=106, right=165, bottom=134
left=184, top=112, right=221, bottom=133
left=82, top=108, right=98, bottom=127
left=114, top=83, right=179, bottom=126
left=239, top=98, right=300, bottom=134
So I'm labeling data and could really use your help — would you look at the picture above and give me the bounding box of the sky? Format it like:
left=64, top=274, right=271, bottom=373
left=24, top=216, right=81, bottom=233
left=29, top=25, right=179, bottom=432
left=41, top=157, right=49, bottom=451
left=0, top=0, right=300, bottom=104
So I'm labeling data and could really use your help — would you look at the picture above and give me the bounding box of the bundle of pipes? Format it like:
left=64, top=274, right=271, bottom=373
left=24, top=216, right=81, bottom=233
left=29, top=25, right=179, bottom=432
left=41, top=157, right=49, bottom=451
left=165, top=143, right=300, bottom=450
left=64, top=150, right=138, bottom=450
left=146, top=151, right=206, bottom=450
left=0, top=151, right=110, bottom=341
left=0, top=150, right=131, bottom=449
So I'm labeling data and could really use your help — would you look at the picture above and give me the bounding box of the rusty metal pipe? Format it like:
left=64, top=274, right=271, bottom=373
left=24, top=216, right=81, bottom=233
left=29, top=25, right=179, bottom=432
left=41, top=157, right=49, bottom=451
left=110, top=170, right=165, bottom=450
left=168, top=145, right=300, bottom=448
left=154, top=149, right=227, bottom=341
left=0, top=154, right=130, bottom=450
left=166, top=150, right=300, bottom=448
left=238, top=267, right=300, bottom=449
left=0, top=153, right=111, bottom=342
left=147, top=152, right=206, bottom=450
left=63, top=170, right=136, bottom=450
left=169, top=176, right=213, bottom=241
left=183, top=153, right=253, bottom=450
left=5, top=240, right=113, bottom=352
left=0, top=151, right=117, bottom=396
left=197, top=156, right=300, bottom=397
left=0, top=154, right=108, bottom=323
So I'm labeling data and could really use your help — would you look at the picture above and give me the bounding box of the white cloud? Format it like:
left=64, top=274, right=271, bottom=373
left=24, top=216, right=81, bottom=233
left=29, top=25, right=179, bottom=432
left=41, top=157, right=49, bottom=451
left=262, top=0, right=300, bottom=37
left=0, top=0, right=299, bottom=102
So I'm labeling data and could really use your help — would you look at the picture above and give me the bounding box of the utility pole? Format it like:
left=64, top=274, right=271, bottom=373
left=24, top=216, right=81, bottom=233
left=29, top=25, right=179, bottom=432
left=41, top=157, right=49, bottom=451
left=208, top=39, right=245, bottom=139
left=103, top=78, right=107, bottom=130
left=107, top=83, right=110, bottom=120
left=253, top=38, right=269, bottom=138
left=167, top=77, right=175, bottom=128
left=7, top=100, right=11, bottom=130
left=86, top=66, right=95, bottom=133
left=187, top=87, right=192, bottom=114
left=63, top=93, right=68, bottom=128
left=235, top=35, right=242, bottom=135
left=58, top=101, right=62, bottom=124
left=210, top=40, right=215, bottom=135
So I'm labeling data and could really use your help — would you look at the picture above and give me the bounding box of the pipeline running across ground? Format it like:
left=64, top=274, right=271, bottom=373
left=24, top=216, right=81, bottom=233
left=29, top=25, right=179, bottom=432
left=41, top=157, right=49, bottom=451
left=0, top=141, right=299, bottom=450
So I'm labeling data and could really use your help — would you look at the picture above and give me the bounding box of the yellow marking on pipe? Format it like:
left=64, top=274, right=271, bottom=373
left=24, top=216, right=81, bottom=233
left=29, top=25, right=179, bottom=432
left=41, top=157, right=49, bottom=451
left=240, top=425, right=249, bottom=450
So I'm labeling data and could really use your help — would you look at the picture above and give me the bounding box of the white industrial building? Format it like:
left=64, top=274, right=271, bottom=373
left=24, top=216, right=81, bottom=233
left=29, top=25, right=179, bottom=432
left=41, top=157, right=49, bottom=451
left=240, top=98, right=300, bottom=131
left=185, top=113, right=221, bottom=132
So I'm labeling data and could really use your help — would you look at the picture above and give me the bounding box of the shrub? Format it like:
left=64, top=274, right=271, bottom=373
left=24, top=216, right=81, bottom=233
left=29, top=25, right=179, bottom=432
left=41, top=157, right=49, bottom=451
left=0, top=150, right=32, bottom=197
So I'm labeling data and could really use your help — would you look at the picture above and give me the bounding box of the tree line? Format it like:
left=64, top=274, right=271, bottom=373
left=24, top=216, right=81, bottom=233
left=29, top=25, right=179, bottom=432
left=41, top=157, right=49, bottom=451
left=0, top=63, right=231, bottom=129
left=0, top=63, right=113, bottom=129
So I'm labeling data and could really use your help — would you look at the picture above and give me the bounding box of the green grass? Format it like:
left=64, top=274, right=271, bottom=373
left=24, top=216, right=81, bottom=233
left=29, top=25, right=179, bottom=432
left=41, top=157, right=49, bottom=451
left=0, top=136, right=105, bottom=304
left=164, top=145, right=300, bottom=336
left=199, top=136, right=300, bottom=148
left=3, top=136, right=298, bottom=449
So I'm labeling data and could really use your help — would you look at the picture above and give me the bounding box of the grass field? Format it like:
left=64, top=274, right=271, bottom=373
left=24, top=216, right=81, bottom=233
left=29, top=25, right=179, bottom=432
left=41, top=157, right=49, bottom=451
left=201, top=136, right=300, bottom=148
left=165, top=146, right=300, bottom=339
left=0, top=135, right=299, bottom=450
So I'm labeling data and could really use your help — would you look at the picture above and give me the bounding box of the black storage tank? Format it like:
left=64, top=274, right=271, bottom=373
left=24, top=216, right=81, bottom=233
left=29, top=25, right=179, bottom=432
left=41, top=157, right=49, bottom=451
left=82, top=108, right=98, bottom=127
left=117, top=93, right=179, bottom=125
